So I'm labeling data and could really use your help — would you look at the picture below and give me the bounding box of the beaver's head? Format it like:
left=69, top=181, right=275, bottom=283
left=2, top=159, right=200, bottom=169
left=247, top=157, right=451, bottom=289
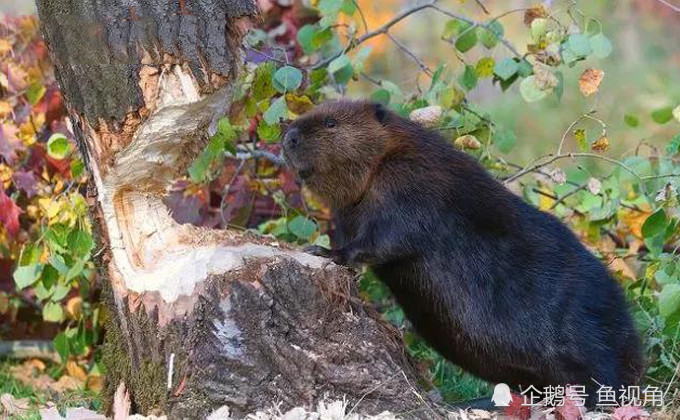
left=282, top=99, right=391, bottom=207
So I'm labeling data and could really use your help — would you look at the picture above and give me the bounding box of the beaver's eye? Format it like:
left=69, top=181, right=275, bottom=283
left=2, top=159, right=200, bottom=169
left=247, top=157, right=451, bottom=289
left=325, top=117, right=337, bottom=128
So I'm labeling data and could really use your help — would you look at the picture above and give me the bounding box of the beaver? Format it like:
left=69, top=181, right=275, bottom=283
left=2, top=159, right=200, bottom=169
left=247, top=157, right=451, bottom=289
left=281, top=99, right=643, bottom=406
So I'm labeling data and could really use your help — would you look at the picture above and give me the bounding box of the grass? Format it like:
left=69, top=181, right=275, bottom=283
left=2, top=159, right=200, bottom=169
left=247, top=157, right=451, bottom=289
left=0, top=358, right=101, bottom=420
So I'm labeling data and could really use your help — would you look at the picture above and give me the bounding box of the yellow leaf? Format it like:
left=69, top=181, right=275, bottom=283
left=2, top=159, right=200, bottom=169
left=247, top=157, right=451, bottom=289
left=579, top=68, right=604, bottom=97
left=537, top=187, right=554, bottom=211
left=475, top=57, right=495, bottom=78
left=591, top=136, right=609, bottom=152
left=285, top=94, right=314, bottom=115
left=38, top=197, right=61, bottom=220
left=86, top=375, right=103, bottom=392
left=0, top=38, right=12, bottom=55
left=66, top=361, right=88, bottom=382
left=0, top=101, right=12, bottom=118
left=66, top=297, right=83, bottom=320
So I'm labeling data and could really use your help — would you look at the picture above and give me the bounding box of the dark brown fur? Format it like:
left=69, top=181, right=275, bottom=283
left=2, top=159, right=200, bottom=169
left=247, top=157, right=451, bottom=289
left=282, top=99, right=643, bottom=406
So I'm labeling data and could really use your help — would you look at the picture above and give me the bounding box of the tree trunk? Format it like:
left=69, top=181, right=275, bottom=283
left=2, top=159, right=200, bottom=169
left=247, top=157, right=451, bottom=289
left=35, top=1, right=432, bottom=418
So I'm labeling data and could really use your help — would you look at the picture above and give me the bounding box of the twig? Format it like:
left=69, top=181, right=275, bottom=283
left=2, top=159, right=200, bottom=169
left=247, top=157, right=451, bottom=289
left=0, top=340, right=60, bottom=362
left=386, top=33, right=433, bottom=76
left=235, top=148, right=285, bottom=166
left=313, top=0, right=435, bottom=69
left=655, top=0, right=680, bottom=12
left=428, top=3, right=522, bottom=58
left=220, top=159, right=247, bottom=228
left=351, top=0, right=369, bottom=34
left=474, top=0, right=490, bottom=14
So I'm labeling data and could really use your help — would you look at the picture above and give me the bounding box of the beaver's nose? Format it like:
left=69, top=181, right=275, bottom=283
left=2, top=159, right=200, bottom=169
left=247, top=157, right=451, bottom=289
left=283, top=127, right=300, bottom=149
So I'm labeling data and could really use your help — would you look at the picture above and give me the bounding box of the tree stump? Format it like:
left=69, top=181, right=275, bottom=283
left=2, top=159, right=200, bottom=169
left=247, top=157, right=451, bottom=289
left=35, top=0, right=434, bottom=417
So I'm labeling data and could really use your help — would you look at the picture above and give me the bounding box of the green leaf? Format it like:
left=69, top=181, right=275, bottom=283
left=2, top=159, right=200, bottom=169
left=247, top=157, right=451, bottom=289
left=574, top=129, right=587, bottom=150
left=70, top=159, right=85, bottom=178
left=530, top=18, right=548, bottom=43
left=47, top=133, right=71, bottom=160
left=273, top=66, right=303, bottom=93
left=624, top=114, right=640, bottom=128
left=380, top=80, right=405, bottom=103
left=13, top=264, right=43, bottom=289
left=651, top=106, right=674, bottom=124
left=478, top=20, right=503, bottom=49
left=666, top=133, right=680, bottom=155
left=252, top=62, right=276, bottom=101
left=66, top=258, right=86, bottom=281
left=371, top=89, right=390, bottom=105
left=564, top=33, right=592, bottom=58
left=455, top=28, right=477, bottom=53
left=328, top=54, right=354, bottom=84
left=659, top=284, right=680, bottom=319
left=244, top=29, right=267, bottom=47
left=589, top=33, right=613, bottom=59
left=554, top=71, right=564, bottom=101
left=519, top=76, right=547, bottom=102
left=68, top=229, right=94, bottom=258
left=312, top=27, right=333, bottom=49
left=51, top=283, right=70, bottom=302
left=494, top=58, right=519, bottom=81
left=263, top=96, right=288, bottom=126
left=517, top=60, right=533, bottom=77
left=26, top=82, right=46, bottom=105
left=493, top=127, right=517, bottom=154
left=439, top=86, right=465, bottom=108
left=43, top=301, right=64, bottom=323
left=188, top=134, right=225, bottom=183
left=642, top=209, right=667, bottom=239
left=443, top=19, right=472, bottom=39
left=298, top=25, right=318, bottom=54
left=53, top=332, right=70, bottom=361
left=328, top=54, right=351, bottom=74
left=288, top=216, right=317, bottom=240
left=257, top=121, right=281, bottom=144
left=41, top=264, right=59, bottom=289
left=459, top=65, right=478, bottom=91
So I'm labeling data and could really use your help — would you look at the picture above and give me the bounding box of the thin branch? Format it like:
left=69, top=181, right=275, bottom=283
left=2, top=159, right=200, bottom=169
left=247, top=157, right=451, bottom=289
left=428, top=3, right=522, bottom=58
left=655, top=0, right=680, bottom=12
left=474, top=0, right=490, bottom=15
left=386, top=33, right=433, bottom=76
left=312, top=0, right=435, bottom=69
left=504, top=151, right=678, bottom=185
left=351, top=0, right=369, bottom=34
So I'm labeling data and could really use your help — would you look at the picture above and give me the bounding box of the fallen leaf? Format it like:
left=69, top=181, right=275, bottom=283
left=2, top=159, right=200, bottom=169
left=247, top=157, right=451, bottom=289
left=612, top=405, right=650, bottom=420
left=591, top=136, right=609, bottom=152
left=13, top=170, right=38, bottom=197
left=0, top=393, right=30, bottom=418
left=579, top=69, right=604, bottom=97
left=86, top=375, right=103, bottom=392
left=0, top=189, right=22, bottom=236
left=66, top=360, right=88, bottom=382
left=50, top=375, right=83, bottom=392
left=10, top=361, right=56, bottom=390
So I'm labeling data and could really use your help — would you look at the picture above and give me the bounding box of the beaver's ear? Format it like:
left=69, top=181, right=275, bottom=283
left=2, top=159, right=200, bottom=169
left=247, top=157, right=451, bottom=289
left=373, top=103, right=387, bottom=124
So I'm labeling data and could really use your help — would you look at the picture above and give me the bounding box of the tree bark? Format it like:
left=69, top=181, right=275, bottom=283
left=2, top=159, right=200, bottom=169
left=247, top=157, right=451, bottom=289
left=35, top=1, right=432, bottom=418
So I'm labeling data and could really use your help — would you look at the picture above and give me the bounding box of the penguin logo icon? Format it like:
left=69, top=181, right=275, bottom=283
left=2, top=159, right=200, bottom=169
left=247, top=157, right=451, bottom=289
left=491, top=383, right=513, bottom=407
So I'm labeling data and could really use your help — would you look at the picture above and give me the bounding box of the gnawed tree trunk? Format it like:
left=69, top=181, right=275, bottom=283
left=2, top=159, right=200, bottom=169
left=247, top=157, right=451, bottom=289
left=35, top=1, right=432, bottom=418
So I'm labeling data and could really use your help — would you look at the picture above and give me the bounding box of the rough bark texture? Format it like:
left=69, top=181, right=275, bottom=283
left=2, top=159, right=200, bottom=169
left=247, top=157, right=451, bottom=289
left=35, top=1, right=434, bottom=418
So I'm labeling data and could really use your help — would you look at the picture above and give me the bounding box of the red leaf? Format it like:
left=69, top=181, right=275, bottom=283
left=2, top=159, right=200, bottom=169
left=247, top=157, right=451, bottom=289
left=555, top=398, right=584, bottom=420
left=504, top=392, right=531, bottom=420
left=612, top=405, right=650, bottom=420
left=0, top=189, right=22, bottom=237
